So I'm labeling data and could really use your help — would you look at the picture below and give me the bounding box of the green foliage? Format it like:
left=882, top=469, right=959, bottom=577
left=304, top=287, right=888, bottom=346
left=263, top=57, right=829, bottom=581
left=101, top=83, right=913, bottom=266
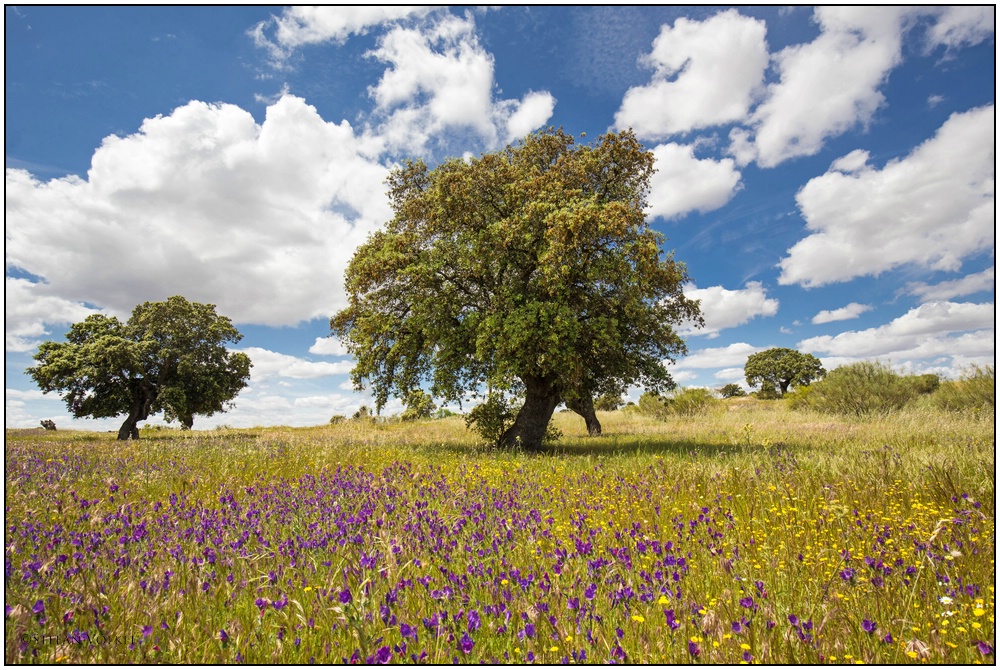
left=794, top=360, right=916, bottom=417
left=744, top=347, right=825, bottom=397
left=432, top=407, right=458, bottom=419
left=932, top=365, right=995, bottom=413
left=593, top=393, right=623, bottom=411
left=400, top=389, right=437, bottom=421
left=329, top=415, right=346, bottom=425
left=906, top=373, right=941, bottom=395
left=669, top=387, right=720, bottom=417
left=351, top=405, right=374, bottom=422
left=464, top=394, right=516, bottom=444
left=331, top=128, right=701, bottom=450
left=464, top=394, right=561, bottom=446
left=637, top=391, right=670, bottom=419
left=27, top=296, right=250, bottom=440
left=719, top=383, right=746, bottom=398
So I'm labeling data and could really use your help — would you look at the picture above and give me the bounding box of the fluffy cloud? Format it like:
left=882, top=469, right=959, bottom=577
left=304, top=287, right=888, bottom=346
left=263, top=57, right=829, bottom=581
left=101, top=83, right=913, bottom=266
left=615, top=10, right=768, bottom=138
left=251, top=6, right=436, bottom=63
left=672, top=342, right=765, bottom=370
left=680, top=282, right=778, bottom=338
left=309, top=336, right=351, bottom=357
left=926, top=6, right=995, bottom=50
left=5, top=277, right=101, bottom=352
left=778, top=105, right=994, bottom=287
left=731, top=7, right=994, bottom=168
left=905, top=267, right=995, bottom=302
left=366, top=13, right=554, bottom=154
left=798, top=301, right=994, bottom=361
left=646, top=143, right=742, bottom=220
left=5, top=95, right=392, bottom=329
left=743, top=7, right=907, bottom=167
left=239, top=347, right=353, bottom=382
left=812, top=302, right=872, bottom=324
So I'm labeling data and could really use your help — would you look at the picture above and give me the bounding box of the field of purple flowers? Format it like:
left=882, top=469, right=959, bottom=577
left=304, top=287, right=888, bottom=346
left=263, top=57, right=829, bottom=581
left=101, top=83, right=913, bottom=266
left=4, top=406, right=995, bottom=664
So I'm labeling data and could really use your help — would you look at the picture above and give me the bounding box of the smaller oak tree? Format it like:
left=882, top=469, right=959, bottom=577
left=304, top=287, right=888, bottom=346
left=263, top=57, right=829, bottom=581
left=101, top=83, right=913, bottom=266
left=744, top=347, right=825, bottom=397
left=28, top=296, right=251, bottom=440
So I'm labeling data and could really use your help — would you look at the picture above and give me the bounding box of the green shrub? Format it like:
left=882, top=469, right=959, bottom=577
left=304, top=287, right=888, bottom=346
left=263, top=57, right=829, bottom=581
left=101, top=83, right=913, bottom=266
left=784, top=385, right=817, bottom=411
left=401, top=389, right=436, bottom=421
left=464, top=394, right=561, bottom=446
left=905, top=373, right=941, bottom=395
left=668, top=387, right=720, bottom=416
left=352, top=405, right=374, bottom=421
left=594, top=393, right=623, bottom=411
left=932, top=365, right=995, bottom=413
left=637, top=391, right=670, bottom=419
left=329, top=415, right=346, bottom=425
left=799, top=360, right=917, bottom=417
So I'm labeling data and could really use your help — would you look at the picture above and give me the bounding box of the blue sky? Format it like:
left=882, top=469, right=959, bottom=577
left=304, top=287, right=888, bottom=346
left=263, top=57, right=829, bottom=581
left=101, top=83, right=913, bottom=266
left=5, top=6, right=995, bottom=429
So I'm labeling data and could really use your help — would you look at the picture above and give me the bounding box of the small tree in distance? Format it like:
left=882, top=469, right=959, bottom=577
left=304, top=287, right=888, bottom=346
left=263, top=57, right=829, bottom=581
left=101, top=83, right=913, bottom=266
left=744, top=348, right=825, bottom=397
left=719, top=383, right=746, bottom=398
left=27, top=296, right=251, bottom=440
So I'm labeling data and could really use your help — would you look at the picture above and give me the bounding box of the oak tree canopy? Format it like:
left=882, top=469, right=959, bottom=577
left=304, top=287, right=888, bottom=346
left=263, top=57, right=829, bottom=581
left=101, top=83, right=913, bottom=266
left=331, top=129, right=702, bottom=450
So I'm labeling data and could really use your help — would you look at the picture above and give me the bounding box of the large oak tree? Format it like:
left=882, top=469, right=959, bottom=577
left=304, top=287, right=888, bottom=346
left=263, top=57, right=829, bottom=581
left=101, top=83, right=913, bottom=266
left=28, top=296, right=251, bottom=440
left=331, top=129, right=702, bottom=450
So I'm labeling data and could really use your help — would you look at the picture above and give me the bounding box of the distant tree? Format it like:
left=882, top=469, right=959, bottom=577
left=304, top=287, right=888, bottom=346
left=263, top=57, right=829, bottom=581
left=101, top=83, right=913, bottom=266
left=331, top=128, right=701, bottom=451
left=329, top=415, right=346, bottom=425
left=744, top=348, right=825, bottom=397
left=719, top=383, right=746, bottom=398
left=27, top=296, right=251, bottom=441
left=593, top=393, right=623, bottom=412
left=352, top=405, right=373, bottom=421
left=401, top=389, right=436, bottom=421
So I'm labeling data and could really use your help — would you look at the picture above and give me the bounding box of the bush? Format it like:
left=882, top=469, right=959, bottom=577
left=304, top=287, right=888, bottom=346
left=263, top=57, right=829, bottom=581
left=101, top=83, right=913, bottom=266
left=905, top=373, right=941, bottom=395
left=932, top=365, right=995, bottom=413
left=401, top=389, right=436, bottom=421
left=329, top=415, right=346, bottom=425
left=464, top=395, right=560, bottom=446
left=669, top=387, right=720, bottom=416
left=352, top=405, right=374, bottom=421
left=637, top=391, right=670, bottom=419
left=796, top=360, right=916, bottom=417
left=594, top=394, right=623, bottom=411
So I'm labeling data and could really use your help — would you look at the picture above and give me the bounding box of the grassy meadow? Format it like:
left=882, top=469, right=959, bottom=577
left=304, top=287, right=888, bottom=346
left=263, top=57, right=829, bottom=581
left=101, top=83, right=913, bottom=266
left=5, top=400, right=995, bottom=664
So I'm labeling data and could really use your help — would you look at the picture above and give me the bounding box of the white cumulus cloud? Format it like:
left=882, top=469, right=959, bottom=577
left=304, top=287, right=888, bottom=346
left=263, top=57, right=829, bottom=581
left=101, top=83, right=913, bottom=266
left=672, top=342, right=765, bottom=370
left=365, top=13, right=554, bottom=154
left=615, top=9, right=769, bottom=138
left=647, top=143, right=742, bottom=221
left=681, top=282, right=779, bottom=338
left=744, top=7, right=908, bottom=167
left=239, top=347, right=354, bottom=382
left=778, top=105, right=994, bottom=287
left=812, top=302, right=872, bottom=324
left=798, top=300, right=995, bottom=360
left=5, top=95, right=393, bottom=328
left=251, top=6, right=436, bottom=63
left=905, top=267, right=995, bottom=302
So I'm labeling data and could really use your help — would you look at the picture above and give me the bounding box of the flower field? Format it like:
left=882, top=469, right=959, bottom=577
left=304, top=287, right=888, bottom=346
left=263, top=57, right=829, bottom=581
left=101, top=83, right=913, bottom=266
left=5, top=402, right=995, bottom=664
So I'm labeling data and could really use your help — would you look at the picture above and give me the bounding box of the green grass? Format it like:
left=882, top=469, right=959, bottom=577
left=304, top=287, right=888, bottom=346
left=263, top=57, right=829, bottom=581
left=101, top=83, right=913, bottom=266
left=5, top=401, right=995, bottom=664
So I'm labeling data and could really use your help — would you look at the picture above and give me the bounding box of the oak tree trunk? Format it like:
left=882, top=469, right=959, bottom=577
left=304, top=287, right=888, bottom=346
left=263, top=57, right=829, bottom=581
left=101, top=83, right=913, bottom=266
left=498, top=376, right=562, bottom=451
left=565, top=393, right=602, bottom=436
left=117, top=384, right=155, bottom=441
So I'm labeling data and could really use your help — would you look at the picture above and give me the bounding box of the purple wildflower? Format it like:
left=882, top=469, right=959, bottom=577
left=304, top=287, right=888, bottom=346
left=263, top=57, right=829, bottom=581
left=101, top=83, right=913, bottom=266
left=788, top=614, right=800, bottom=626
left=861, top=619, right=876, bottom=634
left=458, top=632, right=474, bottom=654
left=339, top=588, right=353, bottom=604
left=584, top=583, right=597, bottom=600
left=664, top=609, right=680, bottom=631
left=32, top=600, right=45, bottom=616
left=374, top=646, right=391, bottom=664
left=400, top=622, right=418, bottom=641
left=688, top=640, right=700, bottom=658
left=218, top=629, right=229, bottom=643
left=977, top=641, right=994, bottom=656
left=840, top=568, right=855, bottom=581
